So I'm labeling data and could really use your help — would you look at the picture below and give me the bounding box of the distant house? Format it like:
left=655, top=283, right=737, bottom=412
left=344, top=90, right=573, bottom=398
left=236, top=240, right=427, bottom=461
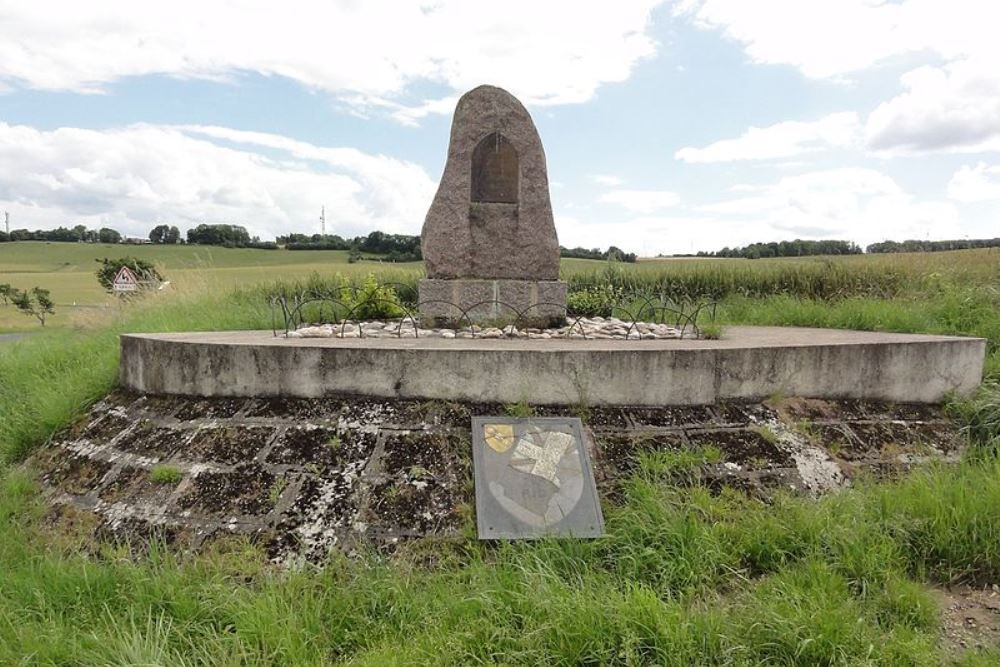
left=124, top=236, right=152, bottom=245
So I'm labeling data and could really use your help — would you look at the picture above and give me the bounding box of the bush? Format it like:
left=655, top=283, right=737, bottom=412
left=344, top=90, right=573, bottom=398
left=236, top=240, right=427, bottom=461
left=566, top=284, right=623, bottom=317
left=11, top=287, right=55, bottom=326
left=95, top=257, right=163, bottom=294
left=150, top=465, right=183, bottom=484
left=340, top=274, right=405, bottom=320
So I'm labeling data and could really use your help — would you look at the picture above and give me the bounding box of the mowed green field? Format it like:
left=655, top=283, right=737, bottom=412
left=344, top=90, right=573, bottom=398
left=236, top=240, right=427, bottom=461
left=3, top=240, right=1000, bottom=331
left=0, top=242, right=426, bottom=331
left=0, top=241, right=669, bottom=330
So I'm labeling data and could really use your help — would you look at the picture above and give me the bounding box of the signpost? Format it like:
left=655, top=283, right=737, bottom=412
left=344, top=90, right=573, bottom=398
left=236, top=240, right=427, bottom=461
left=112, top=266, right=140, bottom=294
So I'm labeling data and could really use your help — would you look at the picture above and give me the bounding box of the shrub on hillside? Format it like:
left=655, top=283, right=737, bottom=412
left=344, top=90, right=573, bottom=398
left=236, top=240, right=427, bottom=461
left=567, top=283, right=624, bottom=317
left=11, top=287, right=54, bottom=326
left=94, top=256, right=164, bottom=294
left=0, top=283, right=14, bottom=305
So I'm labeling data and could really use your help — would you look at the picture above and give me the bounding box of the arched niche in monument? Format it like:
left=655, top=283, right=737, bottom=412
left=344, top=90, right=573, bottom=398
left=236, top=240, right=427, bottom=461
left=471, top=132, right=519, bottom=204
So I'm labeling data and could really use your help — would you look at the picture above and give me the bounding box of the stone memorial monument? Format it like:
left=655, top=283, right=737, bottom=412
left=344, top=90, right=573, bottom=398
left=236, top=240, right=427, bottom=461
left=419, top=85, right=567, bottom=326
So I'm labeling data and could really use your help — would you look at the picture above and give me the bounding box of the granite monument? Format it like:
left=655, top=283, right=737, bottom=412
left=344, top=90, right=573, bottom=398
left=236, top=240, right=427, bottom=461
left=419, top=85, right=567, bottom=325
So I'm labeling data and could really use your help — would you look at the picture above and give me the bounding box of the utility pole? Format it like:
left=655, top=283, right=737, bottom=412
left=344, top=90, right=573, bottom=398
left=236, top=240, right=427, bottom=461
left=3, top=211, right=8, bottom=235
left=320, top=206, right=326, bottom=237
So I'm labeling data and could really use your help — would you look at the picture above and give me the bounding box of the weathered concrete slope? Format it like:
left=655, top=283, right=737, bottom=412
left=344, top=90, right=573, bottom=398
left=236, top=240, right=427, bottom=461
left=31, top=392, right=963, bottom=563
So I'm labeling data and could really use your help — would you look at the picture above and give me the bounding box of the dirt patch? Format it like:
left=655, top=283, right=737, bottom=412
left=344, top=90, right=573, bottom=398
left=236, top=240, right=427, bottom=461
left=595, top=431, right=687, bottom=474
left=395, top=400, right=474, bottom=427
left=627, top=405, right=715, bottom=428
left=243, top=397, right=332, bottom=419
left=185, top=426, right=273, bottom=464
left=711, top=402, right=778, bottom=426
left=94, top=516, right=191, bottom=553
left=379, top=431, right=470, bottom=478
left=815, top=422, right=916, bottom=461
left=133, top=394, right=185, bottom=417
left=705, top=466, right=805, bottom=500
left=338, top=397, right=404, bottom=427
left=775, top=397, right=839, bottom=421
left=39, top=449, right=112, bottom=496
left=266, top=426, right=376, bottom=471
left=176, top=463, right=278, bottom=517
left=779, top=398, right=872, bottom=422
left=115, top=421, right=191, bottom=459
left=908, top=421, right=963, bottom=453
left=686, top=428, right=793, bottom=469
left=840, top=422, right=920, bottom=460
left=42, top=502, right=103, bottom=540
left=938, top=585, right=1000, bottom=657
left=83, top=411, right=132, bottom=443
left=570, top=406, right=633, bottom=428
left=874, top=403, right=947, bottom=422
left=173, top=398, right=248, bottom=421
left=97, top=466, right=144, bottom=503
left=98, top=466, right=179, bottom=505
left=366, top=477, right=466, bottom=534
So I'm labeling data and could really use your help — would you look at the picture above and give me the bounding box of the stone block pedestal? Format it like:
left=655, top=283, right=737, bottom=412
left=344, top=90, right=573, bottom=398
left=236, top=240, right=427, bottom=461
left=418, top=278, right=567, bottom=326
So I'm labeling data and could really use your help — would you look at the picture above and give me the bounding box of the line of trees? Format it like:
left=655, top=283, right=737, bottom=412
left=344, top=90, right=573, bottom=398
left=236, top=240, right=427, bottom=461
left=186, top=224, right=277, bottom=249
left=560, top=246, right=638, bottom=263
left=281, top=231, right=422, bottom=262
left=148, top=225, right=182, bottom=244
left=698, top=239, right=863, bottom=259
left=866, top=238, right=1000, bottom=254
left=0, top=225, right=121, bottom=244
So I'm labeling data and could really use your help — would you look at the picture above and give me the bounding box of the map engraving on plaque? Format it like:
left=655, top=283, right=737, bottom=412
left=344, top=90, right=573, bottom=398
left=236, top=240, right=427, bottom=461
left=471, top=417, right=604, bottom=539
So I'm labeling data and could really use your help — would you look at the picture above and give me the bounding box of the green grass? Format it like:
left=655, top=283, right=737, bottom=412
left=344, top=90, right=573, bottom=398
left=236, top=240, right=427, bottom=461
left=0, top=286, right=271, bottom=464
left=0, top=241, right=426, bottom=331
left=150, top=465, right=183, bottom=485
left=1, top=246, right=1000, bottom=663
left=0, top=240, right=369, bottom=271
left=1, top=459, right=999, bottom=663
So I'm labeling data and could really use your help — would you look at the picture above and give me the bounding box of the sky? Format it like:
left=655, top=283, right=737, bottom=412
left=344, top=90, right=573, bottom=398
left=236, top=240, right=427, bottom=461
left=1, top=0, right=999, bottom=255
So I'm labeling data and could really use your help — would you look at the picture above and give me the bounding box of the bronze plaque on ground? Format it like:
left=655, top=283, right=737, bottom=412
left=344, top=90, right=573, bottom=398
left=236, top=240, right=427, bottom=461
left=471, top=416, right=604, bottom=539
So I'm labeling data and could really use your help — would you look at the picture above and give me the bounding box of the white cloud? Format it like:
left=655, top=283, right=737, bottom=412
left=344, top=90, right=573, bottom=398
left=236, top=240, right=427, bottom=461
left=590, top=174, right=625, bottom=187
left=599, top=189, right=680, bottom=213
left=676, top=0, right=997, bottom=80
left=948, top=163, right=1000, bottom=203
left=696, top=167, right=959, bottom=246
left=0, top=121, right=435, bottom=239
left=676, top=112, right=860, bottom=163
left=563, top=168, right=962, bottom=256
left=866, top=60, right=1000, bottom=155
left=677, top=1, right=1000, bottom=155
left=0, top=1, right=664, bottom=123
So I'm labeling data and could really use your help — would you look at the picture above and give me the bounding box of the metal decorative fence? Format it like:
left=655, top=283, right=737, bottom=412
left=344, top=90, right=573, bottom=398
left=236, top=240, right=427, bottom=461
left=269, top=282, right=717, bottom=340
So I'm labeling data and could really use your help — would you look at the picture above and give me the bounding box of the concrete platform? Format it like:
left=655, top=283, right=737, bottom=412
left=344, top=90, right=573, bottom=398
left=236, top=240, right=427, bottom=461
left=119, top=327, right=986, bottom=406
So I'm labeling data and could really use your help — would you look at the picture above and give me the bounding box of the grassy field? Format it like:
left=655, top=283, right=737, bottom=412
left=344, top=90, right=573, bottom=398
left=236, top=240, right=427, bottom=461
left=4, top=241, right=997, bottom=331
left=0, top=242, right=425, bottom=330
left=1, top=244, right=1000, bottom=663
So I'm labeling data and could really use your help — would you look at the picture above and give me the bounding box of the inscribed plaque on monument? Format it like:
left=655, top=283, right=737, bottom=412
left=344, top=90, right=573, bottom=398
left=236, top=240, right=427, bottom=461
left=471, top=416, right=604, bottom=539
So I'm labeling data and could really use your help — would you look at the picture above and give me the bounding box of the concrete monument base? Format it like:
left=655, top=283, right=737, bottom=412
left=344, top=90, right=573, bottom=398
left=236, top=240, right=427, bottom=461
left=418, top=278, right=567, bottom=326
left=119, top=327, right=986, bottom=406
